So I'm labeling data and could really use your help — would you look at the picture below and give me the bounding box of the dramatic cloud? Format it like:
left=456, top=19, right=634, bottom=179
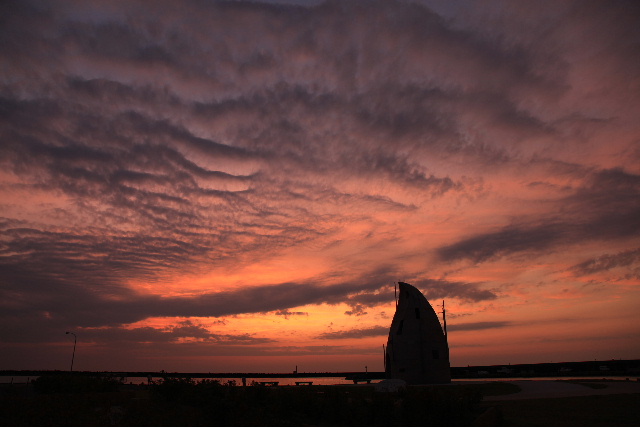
left=82, top=320, right=274, bottom=344
left=1, top=0, right=639, bottom=371
left=415, top=279, right=498, bottom=302
left=437, top=169, right=640, bottom=263
left=570, top=248, right=640, bottom=278
left=274, top=309, right=308, bottom=319
left=316, top=326, right=388, bottom=340
left=447, top=321, right=513, bottom=332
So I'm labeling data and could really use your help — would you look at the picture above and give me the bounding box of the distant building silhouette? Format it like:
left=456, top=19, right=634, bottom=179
left=385, top=282, right=451, bottom=384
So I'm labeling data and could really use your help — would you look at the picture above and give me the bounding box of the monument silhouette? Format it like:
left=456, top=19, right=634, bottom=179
left=385, top=282, right=451, bottom=384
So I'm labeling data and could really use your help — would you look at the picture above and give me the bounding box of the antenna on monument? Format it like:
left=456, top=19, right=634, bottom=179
left=394, top=282, right=398, bottom=308
left=441, top=300, right=448, bottom=338
left=382, top=344, right=386, bottom=371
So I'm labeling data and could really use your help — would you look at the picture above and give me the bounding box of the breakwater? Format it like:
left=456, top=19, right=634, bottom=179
left=2, top=358, right=639, bottom=382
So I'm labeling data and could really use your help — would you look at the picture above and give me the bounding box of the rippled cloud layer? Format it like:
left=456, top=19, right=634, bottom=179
left=1, top=0, right=639, bottom=371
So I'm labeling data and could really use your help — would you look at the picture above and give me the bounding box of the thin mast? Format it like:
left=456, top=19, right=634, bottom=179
left=394, top=283, right=398, bottom=308
left=382, top=344, right=386, bottom=372
left=442, top=299, right=448, bottom=338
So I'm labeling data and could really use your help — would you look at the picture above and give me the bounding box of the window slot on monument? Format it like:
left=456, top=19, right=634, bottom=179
left=397, top=319, right=404, bottom=335
left=415, top=308, right=420, bottom=319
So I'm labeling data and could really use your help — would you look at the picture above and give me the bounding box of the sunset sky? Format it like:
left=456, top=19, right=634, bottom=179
left=1, top=0, right=639, bottom=373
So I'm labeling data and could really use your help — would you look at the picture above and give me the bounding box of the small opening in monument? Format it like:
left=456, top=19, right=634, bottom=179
left=397, top=319, right=404, bottom=335
left=415, top=307, right=420, bottom=319
left=432, top=349, right=440, bottom=359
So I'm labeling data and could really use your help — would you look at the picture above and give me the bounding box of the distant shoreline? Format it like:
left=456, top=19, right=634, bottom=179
left=2, top=358, right=639, bottom=381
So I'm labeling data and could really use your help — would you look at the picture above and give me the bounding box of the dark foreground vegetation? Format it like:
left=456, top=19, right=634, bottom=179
left=489, top=393, right=640, bottom=427
left=0, top=375, right=487, bottom=426
left=2, top=375, right=638, bottom=426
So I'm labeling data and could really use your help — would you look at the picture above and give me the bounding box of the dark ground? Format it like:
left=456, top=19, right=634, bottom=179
left=1, top=377, right=638, bottom=426
left=485, top=393, right=640, bottom=427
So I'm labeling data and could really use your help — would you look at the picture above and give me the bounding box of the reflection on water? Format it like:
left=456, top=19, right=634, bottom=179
left=131, top=377, right=362, bottom=386
left=86, top=375, right=640, bottom=386
left=2, top=375, right=637, bottom=386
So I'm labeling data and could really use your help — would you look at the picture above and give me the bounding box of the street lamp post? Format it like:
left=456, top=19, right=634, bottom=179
left=65, top=332, right=77, bottom=372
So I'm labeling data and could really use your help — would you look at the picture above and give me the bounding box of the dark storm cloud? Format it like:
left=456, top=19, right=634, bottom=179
left=258, top=345, right=380, bottom=356
left=0, top=261, right=395, bottom=337
left=316, top=325, right=388, bottom=339
left=447, top=321, right=513, bottom=332
left=570, top=248, right=640, bottom=277
left=0, top=254, right=497, bottom=343
left=161, top=273, right=396, bottom=321
left=342, top=286, right=393, bottom=316
left=438, top=168, right=640, bottom=263
left=274, top=309, right=308, bottom=318
left=437, top=223, right=567, bottom=263
left=81, top=320, right=274, bottom=344
left=415, top=279, right=498, bottom=302
left=340, top=278, right=496, bottom=315
left=320, top=311, right=511, bottom=341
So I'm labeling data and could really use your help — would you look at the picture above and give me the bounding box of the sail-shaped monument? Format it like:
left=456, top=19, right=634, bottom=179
left=385, top=281, right=451, bottom=384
